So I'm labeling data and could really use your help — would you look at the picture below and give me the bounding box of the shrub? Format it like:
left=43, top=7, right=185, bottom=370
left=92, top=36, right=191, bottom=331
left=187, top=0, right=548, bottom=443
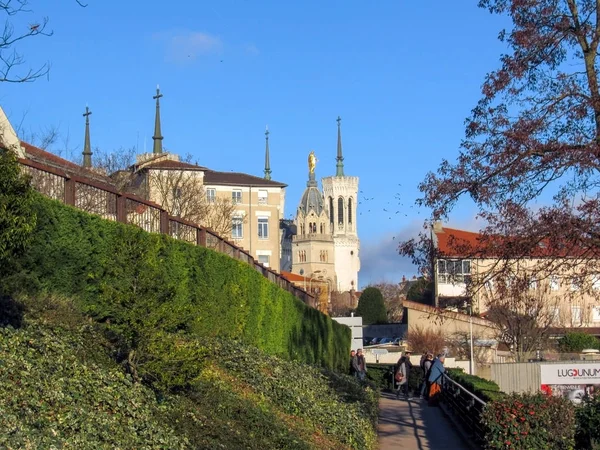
left=5, top=294, right=378, bottom=450
left=5, top=195, right=350, bottom=377
left=405, top=325, right=447, bottom=355
left=355, top=287, right=387, bottom=324
left=0, top=148, right=36, bottom=271
left=559, top=332, right=600, bottom=352
left=447, top=368, right=504, bottom=402
left=482, top=393, right=575, bottom=450
left=576, top=394, right=600, bottom=449
left=0, top=323, right=187, bottom=449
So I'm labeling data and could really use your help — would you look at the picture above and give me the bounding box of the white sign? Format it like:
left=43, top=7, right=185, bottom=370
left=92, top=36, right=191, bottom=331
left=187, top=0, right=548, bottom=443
left=540, top=363, right=600, bottom=385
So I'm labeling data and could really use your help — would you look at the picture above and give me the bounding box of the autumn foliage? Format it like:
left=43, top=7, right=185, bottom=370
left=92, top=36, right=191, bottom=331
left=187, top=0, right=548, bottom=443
left=402, top=0, right=600, bottom=292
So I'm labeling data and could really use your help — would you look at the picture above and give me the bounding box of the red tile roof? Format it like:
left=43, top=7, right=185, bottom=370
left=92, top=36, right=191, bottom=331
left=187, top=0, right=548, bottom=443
left=204, top=170, right=287, bottom=188
left=434, top=226, right=596, bottom=259
left=281, top=271, right=310, bottom=282
left=435, top=227, right=483, bottom=257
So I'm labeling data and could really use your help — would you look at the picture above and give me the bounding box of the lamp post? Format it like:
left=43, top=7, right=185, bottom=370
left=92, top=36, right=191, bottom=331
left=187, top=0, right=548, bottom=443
left=468, top=303, right=475, bottom=376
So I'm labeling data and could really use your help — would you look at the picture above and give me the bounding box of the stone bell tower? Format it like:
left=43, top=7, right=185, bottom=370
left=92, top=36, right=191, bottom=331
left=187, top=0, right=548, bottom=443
left=321, top=117, right=360, bottom=292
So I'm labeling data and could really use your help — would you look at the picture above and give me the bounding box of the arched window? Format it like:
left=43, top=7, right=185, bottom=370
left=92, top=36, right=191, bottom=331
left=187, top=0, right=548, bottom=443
left=320, top=223, right=324, bottom=234
left=329, top=197, right=334, bottom=224
left=338, top=197, right=344, bottom=225
left=348, top=198, right=353, bottom=224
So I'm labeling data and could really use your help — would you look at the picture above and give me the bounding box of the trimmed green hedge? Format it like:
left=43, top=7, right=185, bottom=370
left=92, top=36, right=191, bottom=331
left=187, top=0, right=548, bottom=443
left=5, top=196, right=350, bottom=373
left=447, top=368, right=505, bottom=402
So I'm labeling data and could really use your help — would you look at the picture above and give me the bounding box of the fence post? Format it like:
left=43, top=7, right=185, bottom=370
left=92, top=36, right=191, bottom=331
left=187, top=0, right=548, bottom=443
left=197, top=228, right=206, bottom=247
left=160, top=210, right=169, bottom=235
left=116, top=195, right=126, bottom=223
left=64, top=178, right=76, bottom=205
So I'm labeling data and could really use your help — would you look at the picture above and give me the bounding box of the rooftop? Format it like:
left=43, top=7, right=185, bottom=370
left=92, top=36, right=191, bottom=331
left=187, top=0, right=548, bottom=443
left=203, top=169, right=287, bottom=188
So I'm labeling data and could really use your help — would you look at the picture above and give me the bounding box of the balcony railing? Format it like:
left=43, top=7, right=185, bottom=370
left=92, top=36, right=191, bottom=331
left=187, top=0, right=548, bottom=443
left=292, top=233, right=333, bottom=242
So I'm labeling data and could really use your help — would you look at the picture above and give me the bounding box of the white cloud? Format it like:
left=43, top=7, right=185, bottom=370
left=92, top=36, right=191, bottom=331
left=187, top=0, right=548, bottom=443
left=359, top=220, right=423, bottom=288
left=154, top=30, right=223, bottom=63
left=358, top=214, right=486, bottom=289
left=243, top=43, right=260, bottom=56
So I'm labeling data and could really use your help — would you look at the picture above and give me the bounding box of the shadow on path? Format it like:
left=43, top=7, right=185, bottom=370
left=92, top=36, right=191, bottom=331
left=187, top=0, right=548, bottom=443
left=377, top=391, right=471, bottom=450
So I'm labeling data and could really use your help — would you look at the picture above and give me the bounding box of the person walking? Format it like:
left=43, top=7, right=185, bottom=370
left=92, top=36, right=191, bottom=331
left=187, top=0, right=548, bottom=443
left=428, top=354, right=446, bottom=407
left=349, top=350, right=358, bottom=377
left=356, top=348, right=367, bottom=381
left=419, top=352, right=434, bottom=400
left=395, top=355, right=411, bottom=400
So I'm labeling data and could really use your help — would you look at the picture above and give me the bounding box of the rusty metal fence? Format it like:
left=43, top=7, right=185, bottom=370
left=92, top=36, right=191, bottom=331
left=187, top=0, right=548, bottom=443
left=19, top=158, right=315, bottom=307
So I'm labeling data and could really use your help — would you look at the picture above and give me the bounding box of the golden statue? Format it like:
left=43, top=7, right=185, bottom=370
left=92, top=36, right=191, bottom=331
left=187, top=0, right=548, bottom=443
left=308, top=150, right=317, bottom=174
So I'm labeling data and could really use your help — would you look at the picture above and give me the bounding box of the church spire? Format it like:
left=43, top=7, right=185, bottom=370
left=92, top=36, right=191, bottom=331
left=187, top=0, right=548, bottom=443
left=82, top=105, right=92, bottom=168
left=152, top=85, right=164, bottom=154
left=264, top=126, right=272, bottom=180
left=336, top=116, right=344, bottom=177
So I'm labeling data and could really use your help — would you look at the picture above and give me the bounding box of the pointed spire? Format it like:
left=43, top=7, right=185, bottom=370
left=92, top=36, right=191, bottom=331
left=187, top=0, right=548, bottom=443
left=336, top=116, right=344, bottom=177
left=152, top=85, right=164, bottom=154
left=82, top=105, right=92, bottom=168
left=264, top=125, right=272, bottom=180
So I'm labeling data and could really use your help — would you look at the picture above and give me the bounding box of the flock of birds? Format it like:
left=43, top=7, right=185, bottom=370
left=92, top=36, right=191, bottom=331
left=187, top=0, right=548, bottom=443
left=289, top=183, right=421, bottom=243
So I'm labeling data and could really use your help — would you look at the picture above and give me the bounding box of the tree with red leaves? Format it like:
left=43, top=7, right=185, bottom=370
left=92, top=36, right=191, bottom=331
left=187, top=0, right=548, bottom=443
left=402, top=0, right=600, bottom=296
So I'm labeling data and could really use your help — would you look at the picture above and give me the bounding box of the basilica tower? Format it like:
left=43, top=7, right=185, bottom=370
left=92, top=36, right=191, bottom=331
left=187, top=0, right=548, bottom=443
left=292, top=151, right=336, bottom=288
left=321, top=117, right=360, bottom=292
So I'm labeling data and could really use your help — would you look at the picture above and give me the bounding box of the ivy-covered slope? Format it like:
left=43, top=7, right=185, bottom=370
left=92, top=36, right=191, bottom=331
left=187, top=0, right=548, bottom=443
left=0, top=296, right=378, bottom=449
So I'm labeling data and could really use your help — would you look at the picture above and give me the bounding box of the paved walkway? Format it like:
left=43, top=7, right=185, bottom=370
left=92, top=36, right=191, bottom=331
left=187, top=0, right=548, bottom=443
left=377, top=392, right=471, bottom=450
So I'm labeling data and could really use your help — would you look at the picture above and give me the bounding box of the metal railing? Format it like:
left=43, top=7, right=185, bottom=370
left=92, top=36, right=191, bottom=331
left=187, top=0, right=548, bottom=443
left=18, top=158, right=315, bottom=307
left=440, top=373, right=486, bottom=448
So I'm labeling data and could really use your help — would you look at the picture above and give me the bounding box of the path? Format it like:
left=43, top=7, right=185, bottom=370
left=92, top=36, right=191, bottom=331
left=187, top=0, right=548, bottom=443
left=377, top=391, right=472, bottom=450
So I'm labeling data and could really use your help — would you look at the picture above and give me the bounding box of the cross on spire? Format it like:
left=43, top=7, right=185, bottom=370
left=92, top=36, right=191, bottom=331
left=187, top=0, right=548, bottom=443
left=264, top=125, right=272, bottom=180
left=152, top=85, right=164, bottom=154
left=82, top=105, right=92, bottom=168
left=336, top=115, right=344, bottom=177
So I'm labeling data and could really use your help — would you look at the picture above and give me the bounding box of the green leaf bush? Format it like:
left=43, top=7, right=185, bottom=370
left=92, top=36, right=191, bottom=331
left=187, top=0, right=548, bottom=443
left=447, top=368, right=504, bottom=401
left=0, top=295, right=377, bottom=450
left=559, top=332, right=600, bottom=352
left=0, top=322, right=187, bottom=449
left=5, top=195, right=350, bottom=376
left=575, top=394, right=600, bottom=449
left=481, top=393, right=575, bottom=450
left=0, top=149, right=36, bottom=269
left=355, top=287, right=387, bottom=324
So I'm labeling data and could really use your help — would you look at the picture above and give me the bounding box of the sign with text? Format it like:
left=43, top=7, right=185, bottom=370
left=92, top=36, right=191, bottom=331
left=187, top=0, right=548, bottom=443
left=540, top=363, right=600, bottom=405
left=540, top=363, right=600, bottom=385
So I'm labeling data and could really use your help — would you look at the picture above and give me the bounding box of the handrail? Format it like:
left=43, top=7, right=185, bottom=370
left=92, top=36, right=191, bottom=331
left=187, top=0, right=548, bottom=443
left=440, top=372, right=487, bottom=448
left=442, top=373, right=487, bottom=406
left=18, top=158, right=315, bottom=307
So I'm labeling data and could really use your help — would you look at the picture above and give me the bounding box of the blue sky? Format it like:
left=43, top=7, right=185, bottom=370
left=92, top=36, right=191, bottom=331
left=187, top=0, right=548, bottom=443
left=1, top=1, right=511, bottom=287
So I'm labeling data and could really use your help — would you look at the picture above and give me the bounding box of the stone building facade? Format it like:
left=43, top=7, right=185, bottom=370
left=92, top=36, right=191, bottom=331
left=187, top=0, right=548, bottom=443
left=291, top=118, right=361, bottom=295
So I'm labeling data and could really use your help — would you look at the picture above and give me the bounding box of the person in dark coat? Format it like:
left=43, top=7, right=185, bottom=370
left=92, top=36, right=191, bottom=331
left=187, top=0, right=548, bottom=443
left=395, top=351, right=414, bottom=400
left=419, top=352, right=434, bottom=399
left=349, top=350, right=357, bottom=376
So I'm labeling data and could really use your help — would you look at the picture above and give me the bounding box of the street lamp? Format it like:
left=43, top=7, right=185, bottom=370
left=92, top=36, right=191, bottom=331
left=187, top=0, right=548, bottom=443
left=468, top=303, right=475, bottom=376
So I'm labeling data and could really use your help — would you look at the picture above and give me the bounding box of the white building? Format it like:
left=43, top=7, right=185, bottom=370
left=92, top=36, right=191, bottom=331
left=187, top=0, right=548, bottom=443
left=291, top=117, right=360, bottom=293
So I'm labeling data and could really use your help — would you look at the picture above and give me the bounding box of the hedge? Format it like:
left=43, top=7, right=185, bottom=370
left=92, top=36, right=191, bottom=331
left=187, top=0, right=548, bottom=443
left=482, top=393, right=575, bottom=449
left=4, top=195, right=350, bottom=373
left=446, top=368, right=505, bottom=402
